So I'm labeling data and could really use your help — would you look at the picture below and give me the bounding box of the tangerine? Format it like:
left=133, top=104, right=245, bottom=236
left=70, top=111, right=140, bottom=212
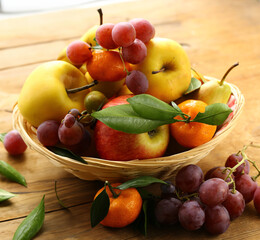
left=170, top=99, right=217, bottom=148
left=94, top=183, right=142, bottom=228
left=87, top=50, right=131, bottom=82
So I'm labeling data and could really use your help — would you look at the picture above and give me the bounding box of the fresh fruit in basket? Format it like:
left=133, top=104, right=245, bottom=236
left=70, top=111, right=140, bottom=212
left=17, top=61, right=96, bottom=127
left=170, top=99, right=217, bottom=148
left=191, top=62, right=239, bottom=105
left=17, top=9, right=238, bottom=163
left=132, top=37, right=191, bottom=103
left=94, top=95, right=170, bottom=161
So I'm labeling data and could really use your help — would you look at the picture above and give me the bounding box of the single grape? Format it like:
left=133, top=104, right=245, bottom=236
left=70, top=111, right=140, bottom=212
left=253, top=187, right=260, bottom=214
left=68, top=109, right=81, bottom=118
left=204, top=205, right=230, bottom=235
left=58, top=114, right=84, bottom=146
left=235, top=174, right=257, bottom=203
left=66, top=40, right=92, bottom=65
left=84, top=91, right=108, bottom=113
left=37, top=120, right=60, bottom=146
left=225, top=153, right=250, bottom=177
left=125, top=70, right=149, bottom=95
left=65, top=128, right=91, bottom=156
left=175, top=164, right=204, bottom=193
left=112, top=22, right=136, bottom=47
left=199, top=178, right=229, bottom=207
left=204, top=166, right=220, bottom=180
left=129, top=18, right=155, bottom=43
left=122, top=39, right=147, bottom=64
left=222, top=189, right=245, bottom=220
left=3, top=130, right=27, bottom=155
left=154, top=197, right=182, bottom=225
left=178, top=200, right=205, bottom=231
left=95, top=23, right=118, bottom=49
left=160, top=181, right=176, bottom=199
left=209, top=167, right=234, bottom=189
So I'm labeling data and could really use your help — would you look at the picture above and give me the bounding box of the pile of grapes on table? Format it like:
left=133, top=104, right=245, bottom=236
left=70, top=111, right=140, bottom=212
left=155, top=145, right=260, bottom=235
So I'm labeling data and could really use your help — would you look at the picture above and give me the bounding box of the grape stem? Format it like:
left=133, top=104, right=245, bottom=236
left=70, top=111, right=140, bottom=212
left=175, top=189, right=198, bottom=201
left=223, top=142, right=260, bottom=193
left=118, top=48, right=130, bottom=75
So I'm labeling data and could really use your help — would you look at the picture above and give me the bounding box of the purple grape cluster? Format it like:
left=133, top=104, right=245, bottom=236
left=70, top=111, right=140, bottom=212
left=155, top=153, right=260, bottom=235
left=36, top=109, right=91, bottom=156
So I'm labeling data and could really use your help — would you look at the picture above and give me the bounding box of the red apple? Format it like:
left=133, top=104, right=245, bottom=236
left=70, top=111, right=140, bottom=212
left=94, top=95, right=170, bottom=161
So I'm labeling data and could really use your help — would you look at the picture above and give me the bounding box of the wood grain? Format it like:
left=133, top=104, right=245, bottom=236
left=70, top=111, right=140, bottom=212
left=1, top=0, right=260, bottom=239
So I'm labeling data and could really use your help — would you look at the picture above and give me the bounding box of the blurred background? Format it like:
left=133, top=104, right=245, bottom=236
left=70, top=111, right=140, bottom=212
left=0, top=0, right=131, bottom=19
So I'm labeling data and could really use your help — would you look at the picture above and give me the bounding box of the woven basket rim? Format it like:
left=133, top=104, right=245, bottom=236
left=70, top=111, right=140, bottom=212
left=12, top=78, right=244, bottom=181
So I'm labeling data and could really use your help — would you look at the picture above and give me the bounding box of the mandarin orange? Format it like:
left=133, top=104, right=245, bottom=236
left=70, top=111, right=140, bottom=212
left=170, top=99, right=217, bottom=148
left=94, top=183, right=142, bottom=228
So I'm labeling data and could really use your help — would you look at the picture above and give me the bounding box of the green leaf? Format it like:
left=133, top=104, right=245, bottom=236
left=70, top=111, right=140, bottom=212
left=192, top=103, right=233, bottom=125
left=185, top=77, right=202, bottom=94
left=0, top=189, right=16, bottom=202
left=127, top=94, right=181, bottom=120
left=116, top=176, right=167, bottom=190
left=90, top=188, right=110, bottom=228
left=92, top=104, right=174, bottom=134
left=47, top=146, right=87, bottom=164
left=0, top=133, right=7, bottom=142
left=0, top=160, right=27, bottom=187
left=13, top=195, right=45, bottom=240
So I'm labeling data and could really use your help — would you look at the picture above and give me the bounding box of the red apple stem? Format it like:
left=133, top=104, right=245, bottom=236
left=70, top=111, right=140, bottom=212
left=66, top=80, right=98, bottom=94
left=97, top=8, right=103, bottom=25
left=220, top=62, right=239, bottom=86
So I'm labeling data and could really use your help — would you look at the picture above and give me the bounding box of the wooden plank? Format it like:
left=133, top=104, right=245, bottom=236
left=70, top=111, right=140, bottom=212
left=1, top=0, right=260, bottom=239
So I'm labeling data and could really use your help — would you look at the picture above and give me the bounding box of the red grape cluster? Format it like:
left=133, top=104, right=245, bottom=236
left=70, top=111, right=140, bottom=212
left=36, top=109, right=91, bottom=156
left=66, top=17, right=155, bottom=95
left=155, top=147, right=260, bottom=235
left=95, top=18, right=155, bottom=95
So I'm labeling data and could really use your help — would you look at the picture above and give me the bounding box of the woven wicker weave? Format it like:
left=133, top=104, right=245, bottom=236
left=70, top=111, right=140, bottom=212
left=13, top=78, right=244, bottom=182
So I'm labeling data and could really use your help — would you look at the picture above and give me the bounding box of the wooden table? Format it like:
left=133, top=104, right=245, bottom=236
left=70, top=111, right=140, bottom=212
left=1, top=0, right=260, bottom=239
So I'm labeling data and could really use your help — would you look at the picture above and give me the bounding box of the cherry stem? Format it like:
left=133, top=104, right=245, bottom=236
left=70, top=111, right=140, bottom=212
left=97, top=8, right=103, bottom=25
left=66, top=80, right=98, bottom=94
left=105, top=181, right=120, bottom=199
left=220, top=62, right=239, bottom=86
left=152, top=67, right=166, bottom=74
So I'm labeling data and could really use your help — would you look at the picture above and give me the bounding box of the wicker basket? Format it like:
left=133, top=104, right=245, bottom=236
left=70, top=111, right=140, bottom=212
left=13, top=78, right=244, bottom=182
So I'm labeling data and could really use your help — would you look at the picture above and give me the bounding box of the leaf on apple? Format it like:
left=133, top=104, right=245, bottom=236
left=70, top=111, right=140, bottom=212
left=92, top=104, right=173, bottom=134
left=184, top=77, right=201, bottom=94
left=127, top=94, right=182, bottom=120
left=91, top=94, right=233, bottom=134
left=192, top=103, right=233, bottom=125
